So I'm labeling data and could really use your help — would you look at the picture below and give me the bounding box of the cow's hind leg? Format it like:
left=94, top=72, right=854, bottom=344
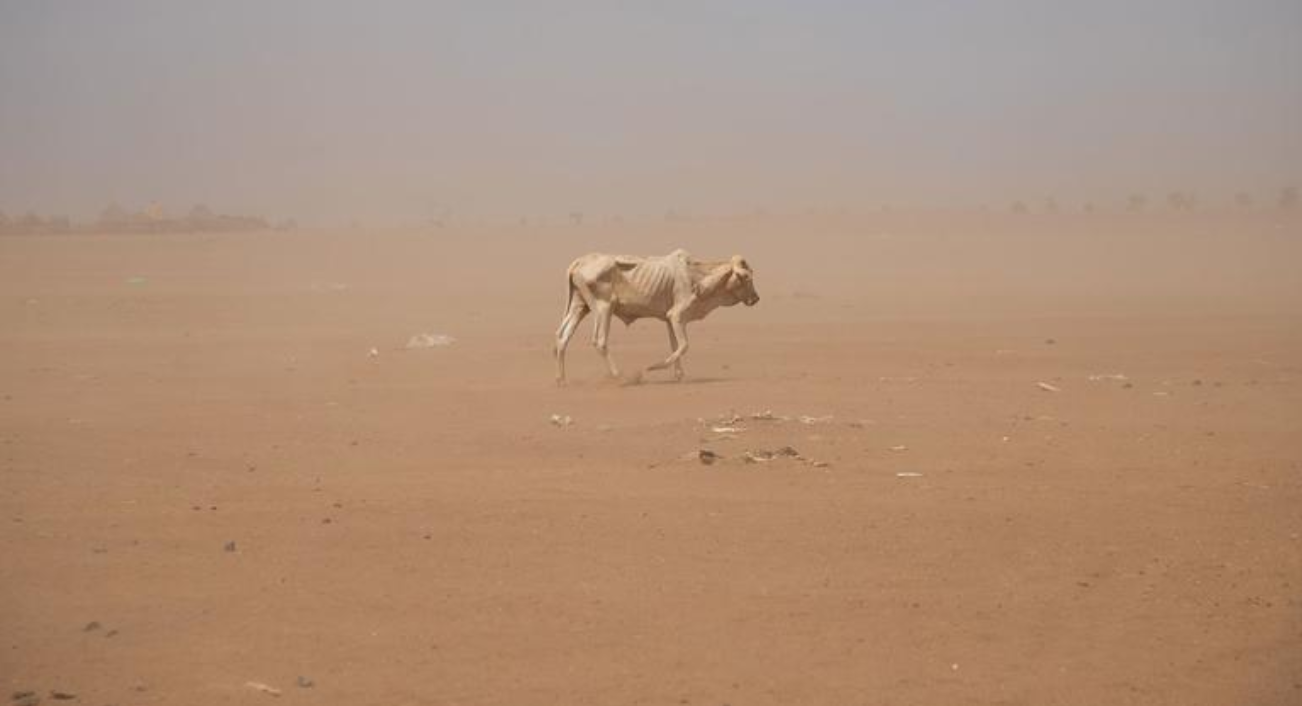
left=665, top=320, right=685, bottom=381
left=591, top=302, right=620, bottom=379
left=554, top=293, right=588, bottom=385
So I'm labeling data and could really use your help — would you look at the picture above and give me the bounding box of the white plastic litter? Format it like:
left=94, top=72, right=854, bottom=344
left=798, top=415, right=833, bottom=425
left=406, top=333, right=456, bottom=349
left=549, top=414, right=573, bottom=427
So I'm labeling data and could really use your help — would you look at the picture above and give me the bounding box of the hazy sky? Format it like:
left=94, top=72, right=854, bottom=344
left=2, top=1, right=1299, bottom=224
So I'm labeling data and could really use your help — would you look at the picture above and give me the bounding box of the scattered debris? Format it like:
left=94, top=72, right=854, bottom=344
left=295, top=677, right=314, bottom=689
left=406, top=333, right=456, bottom=349
left=697, top=449, right=719, bottom=465
left=244, top=682, right=282, bottom=698
left=878, top=376, right=918, bottom=383
left=1036, top=382, right=1061, bottom=393
left=710, top=426, right=744, bottom=434
left=48, top=693, right=76, bottom=702
left=896, top=472, right=924, bottom=478
left=125, top=276, right=147, bottom=285
left=797, top=415, right=833, bottom=425
left=749, top=410, right=783, bottom=421
left=1044, top=338, right=1057, bottom=345
left=11, top=691, right=40, bottom=706
left=1087, top=373, right=1128, bottom=382
left=368, top=347, right=380, bottom=357
left=223, top=541, right=237, bottom=553
left=1153, top=391, right=1171, bottom=397
left=82, top=621, right=101, bottom=632
left=889, top=445, right=909, bottom=452
left=549, top=414, right=573, bottom=427
left=741, top=446, right=802, bottom=463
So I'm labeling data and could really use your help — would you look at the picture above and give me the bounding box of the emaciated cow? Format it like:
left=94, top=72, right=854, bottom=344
left=554, top=249, right=759, bottom=384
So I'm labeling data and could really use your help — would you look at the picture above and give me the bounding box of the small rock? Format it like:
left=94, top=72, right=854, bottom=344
left=1036, top=381, right=1061, bottom=393
left=82, top=621, right=101, bottom=632
left=1044, top=338, right=1057, bottom=345
left=223, top=541, right=237, bottom=552
left=48, top=691, right=77, bottom=701
left=697, top=450, right=719, bottom=465
left=11, top=691, right=40, bottom=706
left=296, top=677, right=314, bottom=689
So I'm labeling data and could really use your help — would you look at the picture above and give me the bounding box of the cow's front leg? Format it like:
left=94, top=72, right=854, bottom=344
left=646, top=317, right=688, bottom=376
left=665, top=320, right=685, bottom=381
left=591, top=302, right=620, bottom=378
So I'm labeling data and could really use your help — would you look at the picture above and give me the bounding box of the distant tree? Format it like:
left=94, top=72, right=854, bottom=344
left=1083, top=202, right=1096, bottom=214
left=1043, top=197, right=1060, bottom=214
left=47, top=215, right=71, bottom=232
left=18, top=211, right=45, bottom=229
left=1167, top=191, right=1197, bottom=212
left=570, top=211, right=584, bottom=226
left=99, top=203, right=128, bottom=226
left=1011, top=201, right=1029, bottom=215
left=1126, top=194, right=1147, bottom=213
left=1280, top=186, right=1299, bottom=210
left=1235, top=192, right=1253, bottom=209
left=188, top=203, right=214, bottom=221
left=0, top=210, right=9, bottom=227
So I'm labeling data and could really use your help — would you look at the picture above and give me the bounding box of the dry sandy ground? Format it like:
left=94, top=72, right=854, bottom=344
left=2, top=213, right=1300, bottom=705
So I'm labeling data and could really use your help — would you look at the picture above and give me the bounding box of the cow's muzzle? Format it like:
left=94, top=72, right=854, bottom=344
left=745, top=295, right=760, bottom=306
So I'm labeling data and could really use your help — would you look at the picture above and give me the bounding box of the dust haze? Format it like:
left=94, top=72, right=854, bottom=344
left=3, top=3, right=1301, bottom=706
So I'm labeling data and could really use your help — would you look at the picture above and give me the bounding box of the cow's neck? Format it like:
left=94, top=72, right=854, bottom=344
left=683, top=262, right=730, bottom=321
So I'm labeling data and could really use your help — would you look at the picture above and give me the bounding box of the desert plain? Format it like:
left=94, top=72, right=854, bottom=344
left=2, top=211, right=1300, bottom=705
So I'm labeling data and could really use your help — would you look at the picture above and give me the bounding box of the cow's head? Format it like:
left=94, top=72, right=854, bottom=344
left=724, top=255, right=760, bottom=306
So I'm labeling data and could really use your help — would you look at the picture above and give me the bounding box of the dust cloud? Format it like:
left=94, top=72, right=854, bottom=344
left=2, top=4, right=1301, bottom=706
